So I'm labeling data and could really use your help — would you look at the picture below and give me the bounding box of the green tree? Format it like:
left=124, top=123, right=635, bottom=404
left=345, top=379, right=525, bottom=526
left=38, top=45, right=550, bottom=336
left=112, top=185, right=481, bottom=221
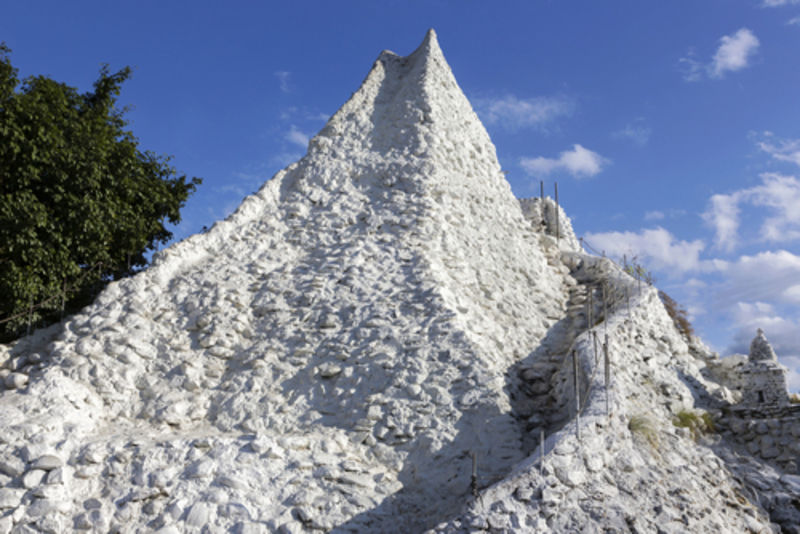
left=0, top=44, right=201, bottom=341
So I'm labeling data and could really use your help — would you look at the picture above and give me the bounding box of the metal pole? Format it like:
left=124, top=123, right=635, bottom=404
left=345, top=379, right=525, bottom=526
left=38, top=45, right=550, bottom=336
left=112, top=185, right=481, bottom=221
left=573, top=350, right=580, bottom=440
left=554, top=182, right=560, bottom=244
left=540, top=180, right=544, bottom=201
left=603, top=282, right=608, bottom=338
left=604, top=334, right=610, bottom=417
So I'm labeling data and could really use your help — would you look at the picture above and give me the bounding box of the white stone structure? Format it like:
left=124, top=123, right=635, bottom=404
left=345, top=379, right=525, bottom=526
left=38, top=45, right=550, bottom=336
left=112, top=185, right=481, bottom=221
left=740, top=329, right=789, bottom=406
left=1, top=29, right=796, bottom=533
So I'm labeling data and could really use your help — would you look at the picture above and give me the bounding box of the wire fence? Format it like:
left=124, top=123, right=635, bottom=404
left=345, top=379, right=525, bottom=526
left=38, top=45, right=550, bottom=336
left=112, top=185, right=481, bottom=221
left=477, top=261, right=643, bottom=507
left=529, top=236, right=653, bottom=477
left=578, top=236, right=605, bottom=258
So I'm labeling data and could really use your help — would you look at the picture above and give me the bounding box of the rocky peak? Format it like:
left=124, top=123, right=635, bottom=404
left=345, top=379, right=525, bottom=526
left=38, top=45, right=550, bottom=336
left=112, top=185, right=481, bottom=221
left=0, top=30, right=787, bottom=534
left=749, top=328, right=779, bottom=362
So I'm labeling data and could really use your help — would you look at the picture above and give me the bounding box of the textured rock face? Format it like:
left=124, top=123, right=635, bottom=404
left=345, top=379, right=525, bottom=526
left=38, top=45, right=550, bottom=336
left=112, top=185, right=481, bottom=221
left=518, top=197, right=581, bottom=253
left=750, top=329, right=779, bottom=362
left=719, top=407, right=800, bottom=472
left=0, top=30, right=570, bottom=533
left=0, top=30, right=790, bottom=534
left=435, top=256, right=780, bottom=533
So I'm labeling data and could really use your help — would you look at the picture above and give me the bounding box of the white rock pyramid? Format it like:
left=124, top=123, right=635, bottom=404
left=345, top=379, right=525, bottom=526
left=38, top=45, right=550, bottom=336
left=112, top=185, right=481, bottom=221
left=0, top=29, right=793, bottom=534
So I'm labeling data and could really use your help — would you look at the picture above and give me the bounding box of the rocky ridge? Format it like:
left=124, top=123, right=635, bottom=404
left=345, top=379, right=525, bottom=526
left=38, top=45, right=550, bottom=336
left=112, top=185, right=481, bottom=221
left=0, top=29, right=797, bottom=533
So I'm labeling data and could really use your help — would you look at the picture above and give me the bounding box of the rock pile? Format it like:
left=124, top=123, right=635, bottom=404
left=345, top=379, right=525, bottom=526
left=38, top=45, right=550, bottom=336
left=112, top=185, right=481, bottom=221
left=751, top=329, right=780, bottom=362
left=0, top=29, right=570, bottom=533
left=0, top=29, right=795, bottom=534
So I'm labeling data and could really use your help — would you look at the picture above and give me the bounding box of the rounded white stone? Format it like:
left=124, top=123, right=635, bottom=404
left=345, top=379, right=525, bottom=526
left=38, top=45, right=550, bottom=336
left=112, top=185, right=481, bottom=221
left=4, top=372, right=28, bottom=390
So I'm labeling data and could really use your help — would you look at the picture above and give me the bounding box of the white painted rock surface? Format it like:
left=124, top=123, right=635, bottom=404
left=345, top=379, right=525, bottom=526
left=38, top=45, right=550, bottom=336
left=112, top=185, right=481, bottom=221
left=0, top=29, right=792, bottom=534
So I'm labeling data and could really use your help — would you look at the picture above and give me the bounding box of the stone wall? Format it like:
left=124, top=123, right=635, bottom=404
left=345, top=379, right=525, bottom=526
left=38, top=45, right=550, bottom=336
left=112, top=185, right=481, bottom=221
left=718, top=405, right=800, bottom=473
left=739, top=363, right=789, bottom=405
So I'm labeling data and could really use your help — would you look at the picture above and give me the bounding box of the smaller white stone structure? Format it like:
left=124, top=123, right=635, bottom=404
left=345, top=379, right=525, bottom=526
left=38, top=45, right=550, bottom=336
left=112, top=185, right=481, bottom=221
left=740, top=329, right=789, bottom=406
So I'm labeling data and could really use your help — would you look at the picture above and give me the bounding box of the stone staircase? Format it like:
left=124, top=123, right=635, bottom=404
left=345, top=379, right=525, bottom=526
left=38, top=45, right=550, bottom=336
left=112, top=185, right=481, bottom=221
left=511, top=268, right=607, bottom=454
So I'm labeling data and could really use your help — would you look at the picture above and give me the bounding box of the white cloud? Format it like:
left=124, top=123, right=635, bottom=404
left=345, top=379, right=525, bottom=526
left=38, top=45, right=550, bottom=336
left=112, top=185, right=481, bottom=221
left=613, top=120, right=652, bottom=147
left=308, top=112, right=331, bottom=122
left=275, top=71, right=291, bottom=93
left=473, top=95, right=574, bottom=131
left=710, top=28, right=760, bottom=78
left=286, top=125, right=309, bottom=148
left=583, top=227, right=708, bottom=274
left=678, top=51, right=705, bottom=82
left=755, top=132, right=800, bottom=167
left=784, top=284, right=800, bottom=304
left=685, top=278, right=708, bottom=290
left=716, top=250, right=800, bottom=307
left=762, top=0, right=800, bottom=6
left=702, top=173, right=800, bottom=250
left=645, top=208, right=686, bottom=222
left=784, top=356, right=800, bottom=392
left=752, top=173, right=800, bottom=241
left=680, top=28, right=759, bottom=81
left=520, top=144, right=609, bottom=179
left=703, top=192, right=742, bottom=252
left=645, top=210, right=665, bottom=221
left=790, top=16, right=800, bottom=25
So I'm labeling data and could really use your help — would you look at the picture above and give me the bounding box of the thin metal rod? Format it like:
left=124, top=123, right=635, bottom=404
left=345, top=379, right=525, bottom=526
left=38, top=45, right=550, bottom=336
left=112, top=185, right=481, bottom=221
left=554, top=182, right=560, bottom=244
left=573, top=349, right=581, bottom=440
left=604, top=334, right=610, bottom=417
left=603, top=282, right=608, bottom=339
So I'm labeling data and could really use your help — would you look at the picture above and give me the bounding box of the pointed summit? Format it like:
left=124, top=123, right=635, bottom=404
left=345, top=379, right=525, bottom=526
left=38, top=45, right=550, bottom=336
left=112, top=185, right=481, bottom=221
left=407, top=27, right=445, bottom=63
left=0, top=31, right=786, bottom=534
left=283, top=30, right=564, bottom=363
left=419, top=27, right=440, bottom=50
left=0, top=32, right=568, bottom=532
left=308, top=28, right=495, bottom=167
left=749, top=328, right=778, bottom=362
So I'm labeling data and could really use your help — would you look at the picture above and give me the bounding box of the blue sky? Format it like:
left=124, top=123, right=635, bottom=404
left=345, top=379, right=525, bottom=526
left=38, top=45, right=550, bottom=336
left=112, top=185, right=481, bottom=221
left=4, top=1, right=800, bottom=387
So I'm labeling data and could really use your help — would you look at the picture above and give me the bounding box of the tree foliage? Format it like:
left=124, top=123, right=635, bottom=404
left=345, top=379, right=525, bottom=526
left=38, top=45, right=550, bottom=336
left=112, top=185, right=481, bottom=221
left=0, top=44, right=201, bottom=341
